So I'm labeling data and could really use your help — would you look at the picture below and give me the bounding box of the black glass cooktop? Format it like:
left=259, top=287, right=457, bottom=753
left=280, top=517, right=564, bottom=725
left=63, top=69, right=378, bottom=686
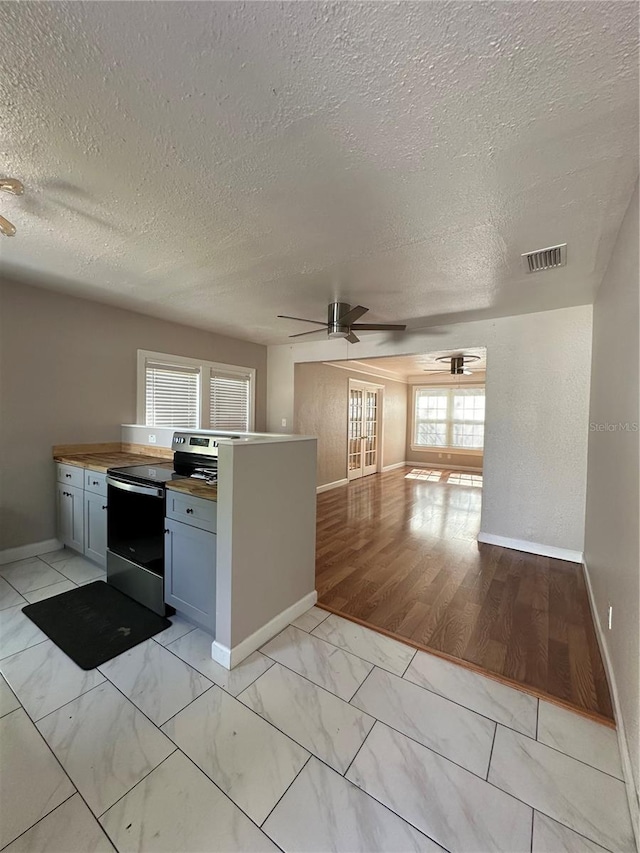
left=107, top=464, right=186, bottom=486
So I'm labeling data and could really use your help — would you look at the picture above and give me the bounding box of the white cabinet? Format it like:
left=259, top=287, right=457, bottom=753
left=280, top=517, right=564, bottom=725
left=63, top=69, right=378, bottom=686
left=164, top=517, right=216, bottom=632
left=55, top=464, right=107, bottom=566
left=84, top=491, right=107, bottom=568
left=56, top=482, right=84, bottom=552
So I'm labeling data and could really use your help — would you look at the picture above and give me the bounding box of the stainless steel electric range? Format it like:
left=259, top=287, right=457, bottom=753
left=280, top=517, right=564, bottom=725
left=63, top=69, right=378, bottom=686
left=106, top=432, right=228, bottom=615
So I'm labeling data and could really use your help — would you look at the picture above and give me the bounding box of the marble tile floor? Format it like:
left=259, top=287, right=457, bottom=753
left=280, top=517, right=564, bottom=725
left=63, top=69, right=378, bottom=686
left=0, top=550, right=635, bottom=853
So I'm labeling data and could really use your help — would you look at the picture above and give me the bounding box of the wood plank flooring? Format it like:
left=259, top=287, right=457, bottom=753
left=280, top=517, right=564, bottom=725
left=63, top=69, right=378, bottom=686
left=316, top=467, right=614, bottom=723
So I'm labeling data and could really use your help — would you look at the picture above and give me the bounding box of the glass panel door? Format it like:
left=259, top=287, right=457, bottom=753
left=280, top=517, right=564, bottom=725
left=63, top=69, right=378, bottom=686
left=363, top=388, right=379, bottom=475
left=348, top=387, right=363, bottom=479
left=348, top=384, right=380, bottom=480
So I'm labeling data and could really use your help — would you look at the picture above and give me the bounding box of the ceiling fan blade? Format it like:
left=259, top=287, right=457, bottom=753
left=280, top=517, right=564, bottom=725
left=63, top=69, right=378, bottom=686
left=277, top=314, right=327, bottom=326
left=350, top=323, right=407, bottom=331
left=346, top=331, right=360, bottom=344
left=288, top=328, right=328, bottom=338
left=337, top=305, right=368, bottom=325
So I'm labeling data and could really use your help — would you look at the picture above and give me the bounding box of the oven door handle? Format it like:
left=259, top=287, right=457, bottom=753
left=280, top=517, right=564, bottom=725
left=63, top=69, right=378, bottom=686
left=106, top=477, right=164, bottom=498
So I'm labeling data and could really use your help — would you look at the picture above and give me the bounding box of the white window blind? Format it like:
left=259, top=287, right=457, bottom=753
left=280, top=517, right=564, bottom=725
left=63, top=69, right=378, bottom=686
left=145, top=362, right=200, bottom=428
left=414, top=387, right=485, bottom=450
left=209, top=371, right=250, bottom=431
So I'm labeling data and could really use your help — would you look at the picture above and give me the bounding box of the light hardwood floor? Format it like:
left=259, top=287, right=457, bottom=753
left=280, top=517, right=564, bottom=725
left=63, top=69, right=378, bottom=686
left=316, top=467, right=614, bottom=723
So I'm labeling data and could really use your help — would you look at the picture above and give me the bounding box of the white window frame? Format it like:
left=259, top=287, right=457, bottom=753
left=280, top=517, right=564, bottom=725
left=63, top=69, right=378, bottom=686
left=411, top=385, right=485, bottom=454
left=137, top=349, right=256, bottom=431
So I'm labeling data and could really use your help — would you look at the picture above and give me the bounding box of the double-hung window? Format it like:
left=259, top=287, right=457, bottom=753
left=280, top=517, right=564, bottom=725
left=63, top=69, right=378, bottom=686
left=413, top=387, right=485, bottom=451
left=139, top=350, right=255, bottom=431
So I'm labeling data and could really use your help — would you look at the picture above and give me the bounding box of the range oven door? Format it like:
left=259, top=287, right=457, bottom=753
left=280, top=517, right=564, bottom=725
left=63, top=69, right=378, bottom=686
left=106, top=478, right=165, bottom=576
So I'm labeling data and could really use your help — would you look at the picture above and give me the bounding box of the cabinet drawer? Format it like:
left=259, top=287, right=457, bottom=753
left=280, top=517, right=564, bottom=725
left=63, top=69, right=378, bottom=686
left=56, top=463, right=84, bottom=489
left=85, top=470, right=108, bottom=496
left=166, top=491, right=217, bottom=533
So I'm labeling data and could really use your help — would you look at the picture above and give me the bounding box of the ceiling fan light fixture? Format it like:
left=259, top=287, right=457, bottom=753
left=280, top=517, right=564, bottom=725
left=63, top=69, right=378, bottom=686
left=0, top=214, right=16, bottom=237
left=428, top=353, right=482, bottom=375
left=0, top=178, right=24, bottom=196
left=0, top=176, right=24, bottom=237
left=278, top=301, right=406, bottom=344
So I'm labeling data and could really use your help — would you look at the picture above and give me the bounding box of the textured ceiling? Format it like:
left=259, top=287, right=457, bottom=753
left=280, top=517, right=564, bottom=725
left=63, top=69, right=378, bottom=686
left=0, top=1, right=637, bottom=344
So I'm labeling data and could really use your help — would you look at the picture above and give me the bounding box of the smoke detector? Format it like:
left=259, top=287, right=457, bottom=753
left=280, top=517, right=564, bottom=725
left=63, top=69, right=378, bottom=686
left=522, top=243, right=567, bottom=273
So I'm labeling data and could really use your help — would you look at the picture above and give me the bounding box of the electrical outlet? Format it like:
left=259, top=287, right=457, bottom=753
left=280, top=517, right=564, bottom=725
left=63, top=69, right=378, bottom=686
left=148, top=434, right=157, bottom=444
left=608, top=604, right=613, bottom=630
left=281, top=418, right=287, bottom=428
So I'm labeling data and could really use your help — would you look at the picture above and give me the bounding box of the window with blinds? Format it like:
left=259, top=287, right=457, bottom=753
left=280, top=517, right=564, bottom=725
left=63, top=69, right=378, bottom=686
left=413, top=387, right=485, bottom=450
left=145, top=362, right=200, bottom=428
left=210, top=371, right=250, bottom=431
left=139, top=350, right=255, bottom=431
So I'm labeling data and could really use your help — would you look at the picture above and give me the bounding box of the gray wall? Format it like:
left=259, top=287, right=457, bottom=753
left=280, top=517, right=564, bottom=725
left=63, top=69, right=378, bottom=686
left=584, top=183, right=639, bottom=803
left=293, top=362, right=407, bottom=486
left=0, top=276, right=267, bottom=550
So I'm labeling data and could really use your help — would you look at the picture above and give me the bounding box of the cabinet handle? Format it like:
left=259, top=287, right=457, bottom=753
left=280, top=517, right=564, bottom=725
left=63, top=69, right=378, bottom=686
left=164, top=528, right=170, bottom=534
left=93, top=480, right=99, bottom=486
left=65, top=473, right=71, bottom=478
left=186, top=508, right=194, bottom=514
left=102, top=505, right=108, bottom=510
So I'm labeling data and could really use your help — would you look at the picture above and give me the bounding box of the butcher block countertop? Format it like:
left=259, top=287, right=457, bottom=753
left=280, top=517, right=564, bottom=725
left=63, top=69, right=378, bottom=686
left=53, top=442, right=172, bottom=473
left=165, top=479, right=218, bottom=502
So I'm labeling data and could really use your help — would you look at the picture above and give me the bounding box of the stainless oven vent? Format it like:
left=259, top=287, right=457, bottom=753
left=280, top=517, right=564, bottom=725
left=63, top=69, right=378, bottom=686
left=522, top=243, right=567, bottom=273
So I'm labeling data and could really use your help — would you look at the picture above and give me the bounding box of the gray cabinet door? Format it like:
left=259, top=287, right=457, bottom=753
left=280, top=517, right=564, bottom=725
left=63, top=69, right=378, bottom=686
left=56, top=482, right=84, bottom=552
left=84, top=491, right=107, bottom=568
left=164, top=519, right=216, bottom=632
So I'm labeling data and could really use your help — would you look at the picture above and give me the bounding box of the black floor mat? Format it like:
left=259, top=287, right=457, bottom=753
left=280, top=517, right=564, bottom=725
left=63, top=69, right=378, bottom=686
left=22, top=581, right=171, bottom=670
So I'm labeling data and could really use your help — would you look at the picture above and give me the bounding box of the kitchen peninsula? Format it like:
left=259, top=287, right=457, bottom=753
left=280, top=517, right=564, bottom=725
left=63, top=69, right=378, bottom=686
left=53, top=430, right=317, bottom=669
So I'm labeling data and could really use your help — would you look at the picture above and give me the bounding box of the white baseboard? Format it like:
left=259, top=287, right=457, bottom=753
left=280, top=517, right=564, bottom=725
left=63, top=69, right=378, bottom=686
left=0, top=538, right=62, bottom=566
left=582, top=559, right=640, bottom=849
left=405, top=461, right=483, bottom=473
left=477, top=532, right=583, bottom=564
left=211, top=590, right=318, bottom=669
left=382, top=461, right=407, bottom=472
left=316, top=478, right=348, bottom=494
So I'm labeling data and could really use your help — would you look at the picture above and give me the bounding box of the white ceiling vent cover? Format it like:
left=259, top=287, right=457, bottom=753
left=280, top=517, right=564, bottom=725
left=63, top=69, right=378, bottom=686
left=522, top=243, right=567, bottom=273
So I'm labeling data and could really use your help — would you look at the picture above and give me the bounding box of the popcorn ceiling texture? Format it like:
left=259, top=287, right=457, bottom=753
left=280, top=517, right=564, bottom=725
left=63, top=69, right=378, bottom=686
left=0, top=2, right=637, bottom=343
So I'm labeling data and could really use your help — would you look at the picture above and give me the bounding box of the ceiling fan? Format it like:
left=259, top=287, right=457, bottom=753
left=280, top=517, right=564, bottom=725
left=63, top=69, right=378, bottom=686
left=423, top=354, right=481, bottom=376
left=278, top=301, right=407, bottom=344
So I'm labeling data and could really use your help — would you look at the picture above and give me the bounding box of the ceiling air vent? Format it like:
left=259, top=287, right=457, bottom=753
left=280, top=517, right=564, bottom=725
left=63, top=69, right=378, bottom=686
left=522, top=243, right=567, bottom=273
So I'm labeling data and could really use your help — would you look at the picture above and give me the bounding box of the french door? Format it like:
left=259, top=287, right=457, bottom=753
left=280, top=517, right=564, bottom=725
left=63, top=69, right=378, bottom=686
left=348, top=383, right=380, bottom=480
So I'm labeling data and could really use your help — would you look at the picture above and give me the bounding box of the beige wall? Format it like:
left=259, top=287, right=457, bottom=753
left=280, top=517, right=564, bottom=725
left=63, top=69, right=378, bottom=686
left=584, top=183, right=639, bottom=807
left=405, top=373, right=484, bottom=470
left=294, top=362, right=407, bottom=486
left=0, top=276, right=267, bottom=550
